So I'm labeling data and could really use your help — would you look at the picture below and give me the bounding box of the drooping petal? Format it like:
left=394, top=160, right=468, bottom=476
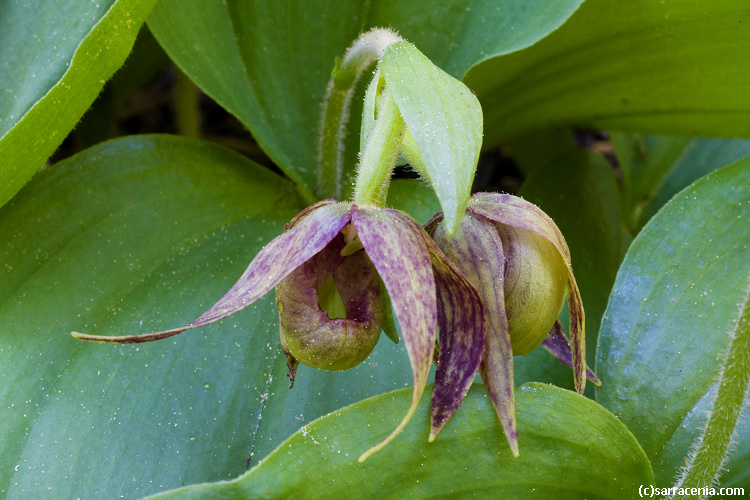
left=73, top=202, right=353, bottom=343
left=421, top=221, right=486, bottom=442
left=353, top=206, right=437, bottom=462
left=431, top=212, right=518, bottom=456
left=541, top=320, right=601, bottom=386
left=284, top=198, right=340, bottom=229
left=468, top=193, right=586, bottom=394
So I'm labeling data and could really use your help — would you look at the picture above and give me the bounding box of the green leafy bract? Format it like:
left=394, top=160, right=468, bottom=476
left=379, top=41, right=482, bottom=235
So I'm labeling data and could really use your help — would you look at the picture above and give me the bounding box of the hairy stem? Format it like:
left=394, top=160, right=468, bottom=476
left=671, top=272, right=750, bottom=499
left=352, top=89, right=405, bottom=207
left=317, top=28, right=402, bottom=200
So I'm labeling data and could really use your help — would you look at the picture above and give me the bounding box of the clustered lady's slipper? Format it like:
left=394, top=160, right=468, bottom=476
left=427, top=192, right=600, bottom=454
left=73, top=28, right=598, bottom=462
left=74, top=199, right=487, bottom=461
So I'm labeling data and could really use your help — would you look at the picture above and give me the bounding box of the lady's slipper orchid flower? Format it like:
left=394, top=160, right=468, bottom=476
left=426, top=192, right=600, bottom=455
left=73, top=199, right=487, bottom=462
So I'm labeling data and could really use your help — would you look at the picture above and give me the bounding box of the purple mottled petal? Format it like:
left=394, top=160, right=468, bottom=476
left=353, top=206, right=436, bottom=461
left=469, top=193, right=586, bottom=394
left=542, top=320, right=601, bottom=385
left=423, top=211, right=444, bottom=234
left=421, top=228, right=485, bottom=442
left=431, top=212, right=518, bottom=455
left=73, top=203, right=352, bottom=343
left=193, top=203, right=352, bottom=324
left=284, top=199, right=339, bottom=230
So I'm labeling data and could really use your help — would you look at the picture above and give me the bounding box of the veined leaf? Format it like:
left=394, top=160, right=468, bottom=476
left=611, top=134, right=750, bottom=234
left=0, top=0, right=159, bottom=208
left=0, top=136, right=416, bottom=498
left=468, top=0, right=750, bottom=145
left=146, top=383, right=653, bottom=499
left=596, top=158, right=750, bottom=487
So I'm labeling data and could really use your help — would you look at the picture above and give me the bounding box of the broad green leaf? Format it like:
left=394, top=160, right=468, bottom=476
left=148, top=383, right=653, bottom=499
left=73, top=27, right=171, bottom=149
left=611, top=134, right=750, bottom=234
left=380, top=41, right=482, bottom=234
left=669, top=276, right=749, bottom=495
left=147, top=0, right=583, bottom=199
left=515, top=146, right=629, bottom=395
left=596, top=159, right=750, bottom=487
left=468, top=0, right=750, bottom=146
left=0, top=0, right=159, bottom=209
left=0, top=136, right=416, bottom=498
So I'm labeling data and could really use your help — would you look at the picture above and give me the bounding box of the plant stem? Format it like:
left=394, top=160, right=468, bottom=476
left=174, top=66, right=201, bottom=139
left=352, top=89, right=405, bottom=207
left=317, top=28, right=402, bottom=200
left=670, top=272, right=750, bottom=499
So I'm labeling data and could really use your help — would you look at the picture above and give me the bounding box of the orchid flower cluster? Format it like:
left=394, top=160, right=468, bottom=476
left=73, top=28, right=598, bottom=462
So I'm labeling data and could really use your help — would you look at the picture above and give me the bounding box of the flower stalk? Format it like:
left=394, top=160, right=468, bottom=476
left=352, top=88, right=406, bottom=207
left=317, top=28, right=402, bottom=200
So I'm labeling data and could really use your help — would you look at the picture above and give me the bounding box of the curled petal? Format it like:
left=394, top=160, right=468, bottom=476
left=542, top=320, right=601, bottom=386
left=431, top=212, right=518, bottom=456
left=73, top=202, right=353, bottom=343
left=468, top=193, right=586, bottom=394
left=353, top=206, right=436, bottom=462
left=423, top=223, right=486, bottom=442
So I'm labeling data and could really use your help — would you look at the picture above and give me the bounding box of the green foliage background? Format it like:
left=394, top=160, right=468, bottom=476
left=0, top=0, right=748, bottom=498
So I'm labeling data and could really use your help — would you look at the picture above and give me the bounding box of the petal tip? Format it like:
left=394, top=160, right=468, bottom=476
left=509, top=436, right=520, bottom=457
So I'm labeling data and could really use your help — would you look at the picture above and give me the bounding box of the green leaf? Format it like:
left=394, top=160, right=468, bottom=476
left=671, top=276, right=749, bottom=495
left=611, top=134, right=750, bottom=234
left=596, top=159, right=750, bottom=487
left=468, top=0, right=750, bottom=146
left=386, top=178, right=441, bottom=226
left=515, top=146, right=629, bottom=394
left=0, top=0, right=159, bottom=209
left=147, top=0, right=583, bottom=199
left=74, top=27, right=171, bottom=149
left=380, top=41, right=482, bottom=234
left=0, top=136, right=415, bottom=497
left=147, top=383, right=653, bottom=499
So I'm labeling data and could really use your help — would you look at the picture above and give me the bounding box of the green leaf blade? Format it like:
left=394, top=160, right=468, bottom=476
left=596, top=158, right=750, bottom=486
left=0, top=0, right=160, bottom=208
left=0, top=136, right=417, bottom=498
left=469, top=0, right=750, bottom=146
left=149, top=383, right=653, bottom=499
left=148, top=1, right=584, bottom=201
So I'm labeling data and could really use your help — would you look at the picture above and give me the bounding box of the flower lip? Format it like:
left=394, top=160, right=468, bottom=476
left=276, top=233, right=383, bottom=374
left=465, top=193, right=587, bottom=394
